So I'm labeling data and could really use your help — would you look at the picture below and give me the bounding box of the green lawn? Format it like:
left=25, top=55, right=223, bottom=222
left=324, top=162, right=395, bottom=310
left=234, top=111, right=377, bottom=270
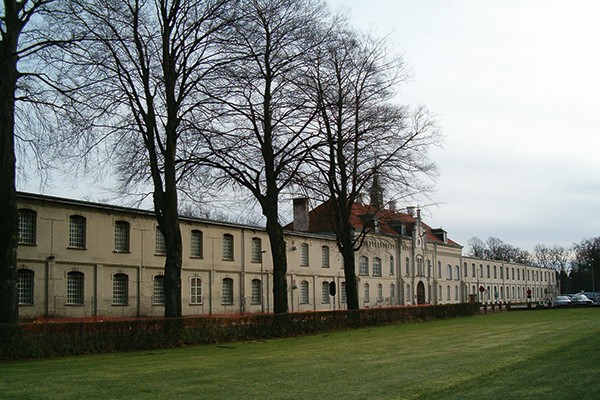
left=1, top=308, right=599, bottom=399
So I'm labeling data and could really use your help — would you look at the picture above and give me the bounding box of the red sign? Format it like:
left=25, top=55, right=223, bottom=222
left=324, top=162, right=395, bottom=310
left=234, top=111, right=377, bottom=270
left=527, top=289, right=532, bottom=295
left=479, top=286, right=485, bottom=293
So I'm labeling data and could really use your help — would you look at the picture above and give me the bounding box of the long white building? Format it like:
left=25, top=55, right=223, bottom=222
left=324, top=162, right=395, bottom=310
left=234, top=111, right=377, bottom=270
left=14, top=192, right=557, bottom=320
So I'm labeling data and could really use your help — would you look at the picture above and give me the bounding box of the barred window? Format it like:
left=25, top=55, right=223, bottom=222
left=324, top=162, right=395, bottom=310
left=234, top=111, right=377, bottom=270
left=223, top=234, right=234, bottom=261
left=300, top=243, right=309, bottom=266
left=18, top=209, right=36, bottom=245
left=300, top=280, right=309, bottom=304
left=321, top=281, right=330, bottom=304
left=341, top=282, right=347, bottom=303
left=190, top=277, right=202, bottom=304
left=17, top=269, right=34, bottom=305
left=153, top=275, right=165, bottom=305
left=373, top=257, right=382, bottom=276
left=155, top=228, right=166, bottom=255
left=222, top=278, right=234, bottom=305
left=251, top=279, right=261, bottom=304
left=321, top=246, right=330, bottom=268
left=364, top=283, right=370, bottom=303
left=112, top=273, right=128, bottom=305
left=190, top=230, right=203, bottom=258
left=251, top=237, right=262, bottom=263
left=359, top=256, right=369, bottom=275
left=68, top=215, right=86, bottom=249
left=114, top=221, right=130, bottom=252
left=66, top=271, right=84, bottom=305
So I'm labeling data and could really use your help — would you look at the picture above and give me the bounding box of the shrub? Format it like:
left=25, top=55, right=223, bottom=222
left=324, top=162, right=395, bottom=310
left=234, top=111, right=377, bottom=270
left=1, top=303, right=479, bottom=360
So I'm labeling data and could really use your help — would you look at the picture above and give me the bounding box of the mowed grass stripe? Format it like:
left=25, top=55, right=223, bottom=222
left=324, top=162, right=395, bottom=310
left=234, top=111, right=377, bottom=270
left=1, top=308, right=599, bottom=399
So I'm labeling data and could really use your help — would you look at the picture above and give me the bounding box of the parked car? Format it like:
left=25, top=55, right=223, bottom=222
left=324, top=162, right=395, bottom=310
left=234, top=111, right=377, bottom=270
left=554, top=296, right=572, bottom=306
left=570, top=293, right=594, bottom=305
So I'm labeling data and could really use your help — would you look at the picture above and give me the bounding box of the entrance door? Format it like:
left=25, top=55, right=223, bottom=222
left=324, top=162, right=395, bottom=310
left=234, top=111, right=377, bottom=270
left=417, top=281, right=426, bottom=304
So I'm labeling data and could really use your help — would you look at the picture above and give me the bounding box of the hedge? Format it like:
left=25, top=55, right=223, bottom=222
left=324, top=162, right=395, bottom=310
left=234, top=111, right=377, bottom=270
left=0, top=303, right=479, bottom=360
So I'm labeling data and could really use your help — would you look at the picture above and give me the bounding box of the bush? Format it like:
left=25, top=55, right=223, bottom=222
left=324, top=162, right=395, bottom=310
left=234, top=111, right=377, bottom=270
left=0, top=303, right=479, bottom=360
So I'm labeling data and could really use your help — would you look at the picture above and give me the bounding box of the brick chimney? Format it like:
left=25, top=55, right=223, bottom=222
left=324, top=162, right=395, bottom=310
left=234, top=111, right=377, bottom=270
left=293, top=198, right=309, bottom=231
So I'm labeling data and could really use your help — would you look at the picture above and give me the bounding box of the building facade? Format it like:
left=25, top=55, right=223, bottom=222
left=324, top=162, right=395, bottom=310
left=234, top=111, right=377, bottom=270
left=15, top=192, right=557, bottom=320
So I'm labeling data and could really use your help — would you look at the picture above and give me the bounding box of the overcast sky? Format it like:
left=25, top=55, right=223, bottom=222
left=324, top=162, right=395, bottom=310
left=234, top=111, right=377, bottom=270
left=18, top=1, right=600, bottom=252
left=327, top=0, right=600, bottom=251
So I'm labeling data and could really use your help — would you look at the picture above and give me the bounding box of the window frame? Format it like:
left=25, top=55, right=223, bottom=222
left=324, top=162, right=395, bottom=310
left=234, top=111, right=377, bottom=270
left=222, top=234, right=234, bottom=261
left=68, top=215, right=86, bottom=249
left=17, top=269, right=34, bottom=305
left=112, top=273, right=129, bottom=306
left=114, top=221, right=130, bottom=253
left=190, top=277, right=203, bottom=304
left=17, top=209, right=36, bottom=245
left=190, top=230, right=203, bottom=258
left=66, top=271, right=84, bottom=305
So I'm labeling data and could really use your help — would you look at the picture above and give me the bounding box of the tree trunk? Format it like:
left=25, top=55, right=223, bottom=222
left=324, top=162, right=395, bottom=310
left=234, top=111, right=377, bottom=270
left=338, top=224, right=359, bottom=310
left=266, top=216, right=288, bottom=314
left=0, top=2, right=20, bottom=324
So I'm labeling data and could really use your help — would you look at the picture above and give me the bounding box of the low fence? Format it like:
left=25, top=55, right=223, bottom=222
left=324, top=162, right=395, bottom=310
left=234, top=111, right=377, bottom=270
left=0, top=302, right=479, bottom=360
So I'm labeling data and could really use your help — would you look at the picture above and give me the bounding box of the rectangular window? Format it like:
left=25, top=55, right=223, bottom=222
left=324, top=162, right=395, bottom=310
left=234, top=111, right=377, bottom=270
left=153, top=275, right=165, bottom=305
left=190, top=230, right=203, bottom=258
left=223, top=234, right=234, bottom=261
left=66, top=271, right=84, bottom=305
left=251, top=279, right=261, bottom=304
left=114, top=221, right=130, bottom=252
left=68, top=216, right=86, bottom=249
left=190, top=277, right=203, bottom=304
left=18, top=209, right=36, bottom=245
left=251, top=237, right=262, bottom=263
left=222, top=278, right=234, bottom=304
left=155, top=228, right=166, bottom=255
left=364, top=283, right=370, bottom=303
left=321, top=246, right=330, bottom=268
left=112, top=274, right=128, bottom=305
left=341, top=282, right=347, bottom=303
left=17, top=269, right=34, bottom=305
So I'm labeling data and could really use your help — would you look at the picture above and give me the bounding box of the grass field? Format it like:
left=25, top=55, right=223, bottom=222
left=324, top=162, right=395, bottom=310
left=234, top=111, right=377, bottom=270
left=1, top=308, right=599, bottom=399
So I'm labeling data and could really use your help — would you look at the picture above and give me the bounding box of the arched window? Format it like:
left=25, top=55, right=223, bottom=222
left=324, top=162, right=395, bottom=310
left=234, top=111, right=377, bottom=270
left=17, top=269, right=34, bottom=305
left=390, top=256, right=395, bottom=275
left=321, top=281, right=330, bottom=304
left=300, top=280, right=309, bottom=304
left=438, top=261, right=442, bottom=278
left=223, top=234, right=234, bottom=260
left=359, top=256, right=369, bottom=275
left=222, top=278, right=234, bottom=304
left=447, top=285, right=451, bottom=301
left=69, top=215, right=86, bottom=249
left=67, top=271, right=84, bottom=305
left=486, top=265, right=490, bottom=278
left=155, top=228, right=166, bottom=255
left=300, top=243, right=309, bottom=266
left=191, top=277, right=203, bottom=304
left=251, top=237, right=262, bottom=263
left=447, top=265, right=452, bottom=280
left=191, top=230, right=203, bottom=258
left=455, top=265, right=460, bottom=280
left=112, top=273, right=128, bottom=305
left=364, top=283, right=370, bottom=302
left=114, top=221, right=130, bottom=252
left=390, top=284, right=396, bottom=299
left=472, top=263, right=476, bottom=278
left=251, top=279, right=261, bottom=304
left=377, top=284, right=383, bottom=302
left=321, top=246, right=330, bottom=268
left=153, top=275, right=165, bottom=305
left=406, top=258, right=410, bottom=275
left=493, top=265, right=497, bottom=279
left=18, top=209, right=36, bottom=245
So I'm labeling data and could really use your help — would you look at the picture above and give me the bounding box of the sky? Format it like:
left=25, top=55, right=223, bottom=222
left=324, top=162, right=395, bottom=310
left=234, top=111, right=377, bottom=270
left=18, top=0, right=600, bottom=252
left=326, top=0, right=600, bottom=251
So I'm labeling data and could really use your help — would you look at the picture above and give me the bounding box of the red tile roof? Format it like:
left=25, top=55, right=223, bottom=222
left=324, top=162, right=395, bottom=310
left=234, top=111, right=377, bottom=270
left=286, top=200, right=461, bottom=247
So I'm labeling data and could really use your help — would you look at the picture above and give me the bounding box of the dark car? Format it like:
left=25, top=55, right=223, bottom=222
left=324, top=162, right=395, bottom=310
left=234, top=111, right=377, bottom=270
left=570, top=294, right=594, bottom=305
left=554, top=296, right=572, bottom=306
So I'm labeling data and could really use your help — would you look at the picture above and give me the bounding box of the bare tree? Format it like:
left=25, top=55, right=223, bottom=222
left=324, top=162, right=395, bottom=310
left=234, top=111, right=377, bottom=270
left=302, top=28, right=440, bottom=309
left=0, top=0, right=63, bottom=323
left=56, top=0, right=232, bottom=317
left=193, top=0, right=328, bottom=314
left=467, top=237, right=486, bottom=259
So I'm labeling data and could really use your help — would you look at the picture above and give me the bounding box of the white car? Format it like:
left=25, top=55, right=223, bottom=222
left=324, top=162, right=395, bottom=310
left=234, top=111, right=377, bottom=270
left=570, top=294, right=594, bottom=305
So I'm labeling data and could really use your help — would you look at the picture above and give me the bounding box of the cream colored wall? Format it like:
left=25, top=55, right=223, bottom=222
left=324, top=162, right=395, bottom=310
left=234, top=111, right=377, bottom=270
left=16, top=194, right=557, bottom=320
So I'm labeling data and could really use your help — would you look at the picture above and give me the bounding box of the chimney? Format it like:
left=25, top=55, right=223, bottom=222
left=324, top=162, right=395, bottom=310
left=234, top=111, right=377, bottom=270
left=293, top=198, right=309, bottom=231
left=406, top=206, right=415, bottom=217
left=389, top=200, right=396, bottom=212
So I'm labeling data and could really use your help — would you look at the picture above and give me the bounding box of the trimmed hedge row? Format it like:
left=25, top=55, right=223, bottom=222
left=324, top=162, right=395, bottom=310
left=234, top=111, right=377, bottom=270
left=0, top=303, right=479, bottom=360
